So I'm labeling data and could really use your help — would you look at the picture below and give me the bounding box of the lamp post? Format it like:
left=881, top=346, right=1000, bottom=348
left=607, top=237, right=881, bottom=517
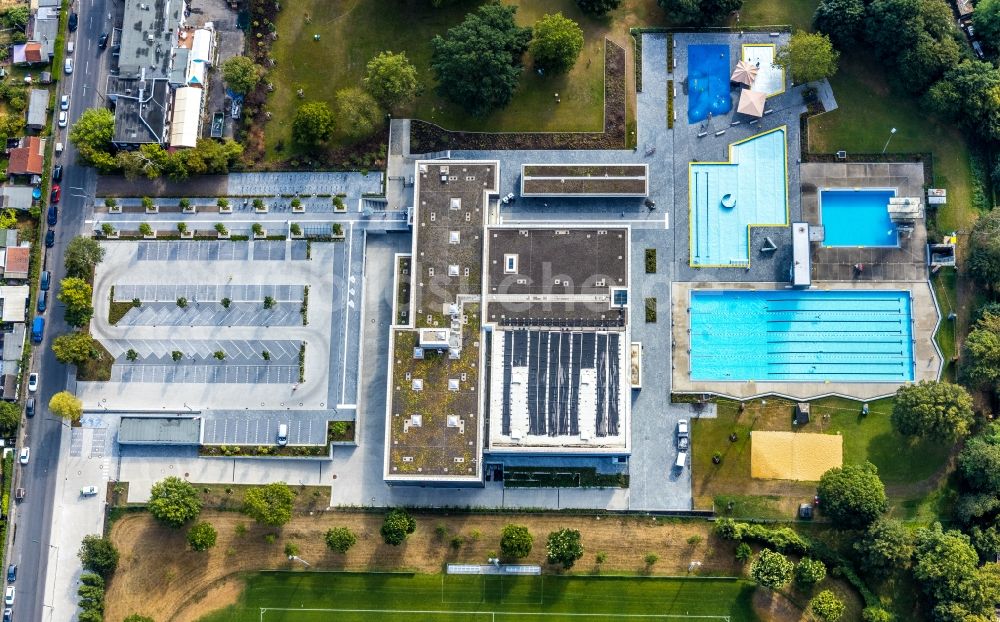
left=881, top=127, right=897, bottom=154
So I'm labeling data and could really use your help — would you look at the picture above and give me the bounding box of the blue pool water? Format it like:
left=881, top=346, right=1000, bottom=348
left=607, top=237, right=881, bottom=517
left=689, top=127, right=788, bottom=266
left=689, top=289, right=914, bottom=382
left=821, top=189, right=898, bottom=247
left=688, top=45, right=732, bottom=124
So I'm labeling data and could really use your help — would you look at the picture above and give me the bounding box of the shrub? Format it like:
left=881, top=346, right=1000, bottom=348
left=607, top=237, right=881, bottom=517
left=644, top=552, right=659, bottom=566
left=187, top=522, right=218, bottom=551
left=810, top=590, right=846, bottom=621
left=546, top=529, right=584, bottom=569
left=795, top=557, right=827, bottom=587
left=735, top=542, right=752, bottom=562
left=325, top=527, right=357, bottom=553
left=499, top=524, right=533, bottom=559
left=381, top=508, right=417, bottom=545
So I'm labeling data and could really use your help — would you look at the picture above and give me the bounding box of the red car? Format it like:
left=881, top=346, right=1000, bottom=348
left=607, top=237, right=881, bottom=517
left=50, top=184, right=60, bottom=203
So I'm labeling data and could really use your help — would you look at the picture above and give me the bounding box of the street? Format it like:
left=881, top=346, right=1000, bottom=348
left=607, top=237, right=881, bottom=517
left=7, top=0, right=112, bottom=619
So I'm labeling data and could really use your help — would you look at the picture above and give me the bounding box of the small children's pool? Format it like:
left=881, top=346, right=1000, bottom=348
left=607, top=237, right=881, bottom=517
left=687, top=44, right=732, bottom=124
left=820, top=188, right=898, bottom=247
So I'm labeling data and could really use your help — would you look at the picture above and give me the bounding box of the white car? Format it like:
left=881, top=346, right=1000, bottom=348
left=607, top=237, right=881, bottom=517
left=60, top=95, right=69, bottom=111
left=80, top=486, right=99, bottom=496
left=58, top=111, right=67, bottom=128
left=18, top=447, right=28, bottom=465
left=677, top=419, right=690, bottom=452
left=27, top=373, right=37, bottom=393
left=4, top=586, right=13, bottom=606
left=64, top=58, right=73, bottom=74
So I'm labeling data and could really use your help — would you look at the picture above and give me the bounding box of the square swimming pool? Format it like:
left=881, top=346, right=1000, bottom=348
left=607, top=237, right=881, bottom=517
left=689, top=289, right=914, bottom=382
left=687, top=44, right=732, bottom=124
left=820, top=188, right=898, bottom=247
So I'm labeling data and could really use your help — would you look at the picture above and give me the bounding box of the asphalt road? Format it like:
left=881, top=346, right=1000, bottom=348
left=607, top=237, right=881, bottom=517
left=8, top=0, right=111, bottom=619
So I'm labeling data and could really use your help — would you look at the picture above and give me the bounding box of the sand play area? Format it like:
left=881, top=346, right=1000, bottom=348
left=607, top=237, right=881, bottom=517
left=750, top=431, right=843, bottom=481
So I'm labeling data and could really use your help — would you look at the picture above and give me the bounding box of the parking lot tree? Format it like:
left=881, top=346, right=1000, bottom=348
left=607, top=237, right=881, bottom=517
left=69, top=108, right=116, bottom=171
left=794, top=557, right=827, bottom=587
left=364, top=51, right=420, bottom=109
left=892, top=380, right=975, bottom=440
left=430, top=3, right=532, bottom=116
left=213, top=350, right=226, bottom=360
left=290, top=223, right=302, bottom=236
left=221, top=298, right=231, bottom=309
left=499, top=524, right=533, bottom=559
left=813, top=0, right=866, bottom=48
left=657, top=0, right=742, bottom=25
left=817, top=462, right=887, bottom=529
left=546, top=528, right=584, bottom=568
left=64, top=236, right=106, bottom=280
left=217, top=198, right=230, bottom=210
left=973, top=0, right=1000, bottom=55
left=333, top=223, right=343, bottom=237
left=775, top=31, right=839, bottom=84
left=176, top=297, right=188, bottom=308
left=171, top=350, right=183, bottom=361
left=52, top=331, right=98, bottom=365
left=292, top=101, right=336, bottom=150
left=576, top=0, right=622, bottom=16
left=750, top=549, right=794, bottom=590
left=50, top=391, right=83, bottom=422
left=381, top=508, right=417, bottom=545
left=148, top=476, right=203, bottom=528
left=214, top=223, right=228, bottom=236
left=263, top=295, right=275, bottom=309
left=336, top=87, right=383, bottom=140
left=78, top=535, right=119, bottom=578
left=242, top=482, right=295, bottom=526
left=0, top=401, right=19, bottom=432
left=252, top=199, right=265, bottom=210
left=101, top=223, right=115, bottom=237
left=530, top=13, right=584, bottom=74
left=187, top=521, right=218, bottom=551
left=58, top=277, right=94, bottom=327
left=221, top=55, right=265, bottom=94
left=957, top=422, right=1000, bottom=494
left=262, top=350, right=270, bottom=360
left=177, top=222, right=188, bottom=235
left=810, top=590, right=846, bottom=622
left=138, top=223, right=153, bottom=237
left=855, top=517, right=914, bottom=579
left=252, top=223, right=264, bottom=236
left=325, top=526, right=357, bottom=553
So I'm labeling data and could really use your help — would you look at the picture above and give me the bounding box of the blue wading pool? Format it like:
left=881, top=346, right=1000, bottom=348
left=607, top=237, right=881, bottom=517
left=820, top=188, right=898, bottom=247
left=689, top=289, right=914, bottom=382
left=688, top=44, right=732, bottom=124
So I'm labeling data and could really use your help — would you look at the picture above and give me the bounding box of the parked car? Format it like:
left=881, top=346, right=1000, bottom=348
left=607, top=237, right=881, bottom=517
left=676, top=419, right=689, bottom=450
left=66, top=39, right=74, bottom=54
left=45, top=229, right=54, bottom=248
left=47, top=205, right=57, bottom=226
left=4, top=586, right=14, bottom=606
left=25, top=397, right=34, bottom=418
left=36, top=291, right=46, bottom=313
left=64, top=58, right=72, bottom=75
left=2, top=606, right=10, bottom=622
left=40, top=270, right=50, bottom=291
left=98, top=33, right=109, bottom=49
left=27, top=373, right=37, bottom=393
left=277, top=423, right=288, bottom=446
left=68, top=12, right=78, bottom=31
left=81, top=486, right=99, bottom=496
left=60, top=95, right=69, bottom=111
left=50, top=184, right=60, bottom=203
left=6, top=565, right=15, bottom=583
left=798, top=503, right=814, bottom=519
left=52, top=164, right=62, bottom=181
left=18, top=448, right=28, bottom=466
left=58, top=111, right=67, bottom=128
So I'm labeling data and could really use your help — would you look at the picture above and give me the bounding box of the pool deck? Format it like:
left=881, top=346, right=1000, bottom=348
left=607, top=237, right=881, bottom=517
left=671, top=280, right=943, bottom=400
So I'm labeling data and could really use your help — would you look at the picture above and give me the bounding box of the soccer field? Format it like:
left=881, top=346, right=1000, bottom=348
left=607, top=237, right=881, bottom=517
left=197, top=572, right=758, bottom=622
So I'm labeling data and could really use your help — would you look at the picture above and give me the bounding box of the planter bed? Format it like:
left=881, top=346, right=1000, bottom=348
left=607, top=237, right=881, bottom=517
left=522, top=164, right=646, bottom=177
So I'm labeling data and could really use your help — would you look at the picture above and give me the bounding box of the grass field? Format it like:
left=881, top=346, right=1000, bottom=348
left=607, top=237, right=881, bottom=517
left=198, top=572, right=757, bottom=622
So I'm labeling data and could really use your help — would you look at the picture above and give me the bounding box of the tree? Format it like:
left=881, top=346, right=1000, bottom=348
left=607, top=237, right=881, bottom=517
left=49, top=391, right=83, bottom=422
left=58, top=277, right=94, bottom=327
left=775, top=31, right=839, bottom=84
left=292, top=101, right=336, bottom=149
left=118, top=144, right=169, bottom=180
left=335, top=87, right=383, bottom=140
left=657, top=0, right=742, bottom=25
left=187, top=521, right=218, bottom=552
left=325, top=526, right=357, bottom=553
left=530, top=13, right=584, bottom=74
left=892, top=381, right=974, bottom=440
left=794, top=557, right=827, bottom=587
left=810, top=590, right=846, bottom=621
left=973, top=0, right=1000, bottom=55
left=148, top=476, right=202, bottom=527
left=78, top=535, right=119, bottom=578
left=861, top=608, right=893, bottom=622
left=913, top=523, right=981, bottom=603
left=895, top=31, right=960, bottom=95
left=381, top=508, right=417, bottom=545
left=242, top=482, right=295, bottom=526
left=813, top=0, right=866, bottom=48
left=969, top=523, right=1000, bottom=562
left=576, top=0, right=622, bottom=16
left=64, top=236, right=106, bottom=279
left=864, top=0, right=923, bottom=59
left=69, top=108, right=116, bottom=171
left=1, top=6, right=30, bottom=29
left=925, top=60, right=1000, bottom=143
left=964, top=313, right=1000, bottom=391
left=430, top=3, right=532, bottom=116
left=816, top=462, right=887, bottom=529
left=855, top=517, right=914, bottom=579
left=546, top=528, right=584, bottom=568
left=123, top=616, right=155, bottom=622
left=52, top=331, right=99, bottom=365
left=499, top=524, right=533, bottom=559
left=957, top=422, right=1000, bottom=494
left=0, top=401, right=19, bottom=432
left=749, top=549, right=793, bottom=590
left=967, top=208, right=1000, bottom=290
left=364, top=51, right=420, bottom=109
left=221, top=56, right=264, bottom=94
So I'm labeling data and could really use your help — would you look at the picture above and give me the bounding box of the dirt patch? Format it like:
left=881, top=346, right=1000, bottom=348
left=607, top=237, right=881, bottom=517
left=106, top=510, right=743, bottom=621
left=752, top=589, right=806, bottom=622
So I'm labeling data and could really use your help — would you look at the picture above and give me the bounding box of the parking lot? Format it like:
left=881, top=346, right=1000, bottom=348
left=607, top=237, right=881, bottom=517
left=202, top=413, right=330, bottom=445
left=112, top=363, right=299, bottom=384
left=136, top=240, right=306, bottom=261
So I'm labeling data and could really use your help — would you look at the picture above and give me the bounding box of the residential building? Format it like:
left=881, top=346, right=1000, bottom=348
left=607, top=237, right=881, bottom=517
left=8, top=137, right=46, bottom=176
left=0, top=186, right=35, bottom=211
left=26, top=88, right=49, bottom=131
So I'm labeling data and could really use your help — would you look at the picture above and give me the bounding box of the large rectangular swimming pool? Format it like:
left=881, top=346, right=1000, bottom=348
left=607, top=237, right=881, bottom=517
left=689, top=289, right=914, bottom=382
left=687, top=44, right=732, bottom=124
left=820, top=188, right=898, bottom=247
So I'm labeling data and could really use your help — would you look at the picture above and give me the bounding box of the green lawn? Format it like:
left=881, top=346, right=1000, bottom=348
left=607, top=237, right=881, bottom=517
left=931, top=268, right=958, bottom=381
left=736, top=0, right=817, bottom=31
left=198, top=572, right=758, bottom=622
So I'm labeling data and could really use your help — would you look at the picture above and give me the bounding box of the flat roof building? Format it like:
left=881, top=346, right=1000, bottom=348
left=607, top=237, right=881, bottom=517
left=107, top=76, right=171, bottom=146
left=119, top=416, right=202, bottom=445
left=26, top=89, right=49, bottom=130
left=169, top=86, right=202, bottom=148
left=118, top=0, right=185, bottom=80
